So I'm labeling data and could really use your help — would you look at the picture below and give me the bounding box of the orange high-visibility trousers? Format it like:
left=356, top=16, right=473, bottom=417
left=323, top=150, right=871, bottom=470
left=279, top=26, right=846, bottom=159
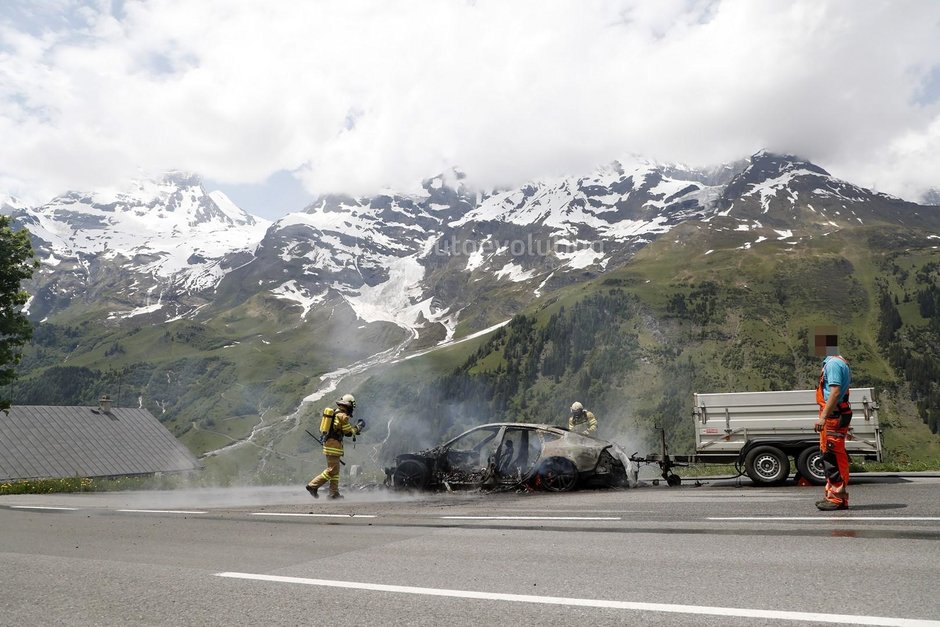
left=821, top=431, right=850, bottom=506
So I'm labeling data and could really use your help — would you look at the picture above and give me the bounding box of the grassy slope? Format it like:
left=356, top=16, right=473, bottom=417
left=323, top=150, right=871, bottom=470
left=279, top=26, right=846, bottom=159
left=380, top=220, right=940, bottom=466
left=12, top=215, right=940, bottom=481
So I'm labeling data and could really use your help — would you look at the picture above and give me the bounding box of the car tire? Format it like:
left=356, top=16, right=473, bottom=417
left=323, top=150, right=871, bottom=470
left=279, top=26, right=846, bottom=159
left=797, top=447, right=827, bottom=486
left=392, top=459, right=429, bottom=490
left=744, top=445, right=790, bottom=486
left=537, top=457, right=578, bottom=492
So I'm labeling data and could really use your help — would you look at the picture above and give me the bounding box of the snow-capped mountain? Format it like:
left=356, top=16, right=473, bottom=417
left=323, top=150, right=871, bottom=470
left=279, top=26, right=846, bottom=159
left=716, top=151, right=929, bottom=228
left=213, top=160, right=737, bottom=345
left=1, top=194, right=25, bottom=216
left=15, top=172, right=269, bottom=321
left=10, top=152, right=940, bottom=341
left=9, top=150, right=940, bottom=480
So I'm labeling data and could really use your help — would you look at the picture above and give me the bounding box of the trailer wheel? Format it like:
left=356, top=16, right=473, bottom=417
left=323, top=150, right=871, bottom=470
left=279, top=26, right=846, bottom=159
left=744, top=446, right=790, bottom=486
left=797, top=447, right=826, bottom=486
left=392, top=459, right=429, bottom=490
left=666, top=474, right=682, bottom=487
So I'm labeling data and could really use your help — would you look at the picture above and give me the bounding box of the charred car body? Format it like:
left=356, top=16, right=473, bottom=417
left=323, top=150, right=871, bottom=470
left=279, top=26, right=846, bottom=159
left=385, top=423, right=630, bottom=492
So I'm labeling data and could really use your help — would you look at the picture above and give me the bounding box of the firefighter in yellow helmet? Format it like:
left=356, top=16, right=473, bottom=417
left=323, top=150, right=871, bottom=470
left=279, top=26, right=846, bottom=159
left=306, top=394, right=365, bottom=499
left=568, top=401, right=597, bottom=436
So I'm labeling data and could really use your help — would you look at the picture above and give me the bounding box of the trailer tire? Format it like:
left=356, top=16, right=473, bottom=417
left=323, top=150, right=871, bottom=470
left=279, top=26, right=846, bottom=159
left=666, top=474, right=682, bottom=487
left=797, top=447, right=827, bottom=486
left=744, top=446, right=790, bottom=486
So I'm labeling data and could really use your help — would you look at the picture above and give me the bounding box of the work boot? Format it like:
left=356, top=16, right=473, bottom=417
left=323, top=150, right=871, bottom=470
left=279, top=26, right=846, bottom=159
left=328, top=493, right=344, bottom=500
left=816, top=499, right=848, bottom=511
left=306, top=485, right=319, bottom=499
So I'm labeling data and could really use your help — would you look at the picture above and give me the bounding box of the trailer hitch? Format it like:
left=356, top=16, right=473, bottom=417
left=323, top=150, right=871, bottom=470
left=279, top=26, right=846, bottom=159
left=628, top=428, right=688, bottom=487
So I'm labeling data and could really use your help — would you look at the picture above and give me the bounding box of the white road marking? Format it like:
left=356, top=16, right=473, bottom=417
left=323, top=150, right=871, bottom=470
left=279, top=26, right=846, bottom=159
left=250, top=512, right=377, bottom=518
left=214, top=572, right=940, bottom=626
left=10, top=505, right=78, bottom=511
left=708, top=517, right=940, bottom=521
left=441, top=515, right=621, bottom=521
left=117, top=509, right=207, bottom=514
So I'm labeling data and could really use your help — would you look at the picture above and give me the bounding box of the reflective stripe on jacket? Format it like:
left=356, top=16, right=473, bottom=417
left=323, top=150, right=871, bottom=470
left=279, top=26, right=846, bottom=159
left=323, top=409, right=359, bottom=456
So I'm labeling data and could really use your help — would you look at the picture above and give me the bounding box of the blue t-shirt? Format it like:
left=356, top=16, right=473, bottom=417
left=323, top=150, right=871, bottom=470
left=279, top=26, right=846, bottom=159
left=821, top=356, right=851, bottom=402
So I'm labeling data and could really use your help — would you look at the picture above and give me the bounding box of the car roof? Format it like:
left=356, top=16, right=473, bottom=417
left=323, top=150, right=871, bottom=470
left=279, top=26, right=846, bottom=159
left=468, top=422, right=568, bottom=432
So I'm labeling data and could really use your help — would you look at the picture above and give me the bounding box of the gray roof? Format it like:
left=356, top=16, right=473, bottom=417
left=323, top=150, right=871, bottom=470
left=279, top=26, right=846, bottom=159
left=0, top=405, right=201, bottom=481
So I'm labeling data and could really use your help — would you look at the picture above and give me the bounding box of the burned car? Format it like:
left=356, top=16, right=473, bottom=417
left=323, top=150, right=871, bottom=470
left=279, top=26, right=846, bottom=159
left=385, top=423, right=630, bottom=492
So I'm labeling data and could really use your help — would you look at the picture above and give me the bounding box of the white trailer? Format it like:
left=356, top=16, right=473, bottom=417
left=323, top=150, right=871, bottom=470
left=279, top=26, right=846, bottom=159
left=631, top=387, right=882, bottom=486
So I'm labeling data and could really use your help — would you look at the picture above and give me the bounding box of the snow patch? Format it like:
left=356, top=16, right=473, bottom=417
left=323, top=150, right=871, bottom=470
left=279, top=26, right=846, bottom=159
left=109, top=302, right=164, bottom=320
left=401, top=319, right=512, bottom=363
left=270, top=281, right=327, bottom=320
left=494, top=262, right=537, bottom=282
left=557, top=247, right=605, bottom=269
left=534, top=271, right=556, bottom=297
left=464, top=236, right=493, bottom=272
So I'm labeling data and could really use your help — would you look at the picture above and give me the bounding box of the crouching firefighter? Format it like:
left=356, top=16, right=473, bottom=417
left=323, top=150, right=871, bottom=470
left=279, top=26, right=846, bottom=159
left=815, top=354, right=852, bottom=511
left=306, top=394, right=365, bottom=500
left=568, top=401, right=598, bottom=436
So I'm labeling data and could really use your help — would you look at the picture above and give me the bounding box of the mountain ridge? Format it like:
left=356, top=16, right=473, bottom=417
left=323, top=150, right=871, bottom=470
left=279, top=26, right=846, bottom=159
left=7, top=151, right=940, bottom=480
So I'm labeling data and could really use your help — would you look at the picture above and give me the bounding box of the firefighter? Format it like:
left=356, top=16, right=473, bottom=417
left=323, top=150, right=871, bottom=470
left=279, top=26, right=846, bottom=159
left=815, top=354, right=852, bottom=511
left=306, top=393, right=365, bottom=499
left=568, top=401, right=598, bottom=436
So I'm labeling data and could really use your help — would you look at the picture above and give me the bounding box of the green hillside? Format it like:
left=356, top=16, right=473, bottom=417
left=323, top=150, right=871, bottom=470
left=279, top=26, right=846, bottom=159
left=10, top=293, right=408, bottom=444
left=9, top=214, right=940, bottom=482
left=360, top=222, right=940, bottom=469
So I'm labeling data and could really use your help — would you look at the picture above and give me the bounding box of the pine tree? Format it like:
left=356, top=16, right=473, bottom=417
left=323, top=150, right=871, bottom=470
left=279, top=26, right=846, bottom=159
left=0, top=215, right=38, bottom=410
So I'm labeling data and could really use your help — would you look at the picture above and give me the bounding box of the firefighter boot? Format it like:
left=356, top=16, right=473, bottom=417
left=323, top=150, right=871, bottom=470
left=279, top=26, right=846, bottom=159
left=328, top=493, right=344, bottom=500
left=306, top=484, right=319, bottom=499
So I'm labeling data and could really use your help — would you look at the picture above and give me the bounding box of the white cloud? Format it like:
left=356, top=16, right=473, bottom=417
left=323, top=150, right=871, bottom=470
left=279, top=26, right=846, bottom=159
left=1, top=0, right=939, bottom=209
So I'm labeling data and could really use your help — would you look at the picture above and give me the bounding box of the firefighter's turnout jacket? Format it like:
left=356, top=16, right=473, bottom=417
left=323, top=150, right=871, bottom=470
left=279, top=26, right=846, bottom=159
left=322, top=408, right=359, bottom=457
left=569, top=410, right=598, bottom=436
left=308, top=406, right=361, bottom=497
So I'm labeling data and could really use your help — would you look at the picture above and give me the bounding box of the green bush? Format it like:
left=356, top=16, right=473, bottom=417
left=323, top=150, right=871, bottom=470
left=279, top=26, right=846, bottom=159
left=0, top=477, right=93, bottom=494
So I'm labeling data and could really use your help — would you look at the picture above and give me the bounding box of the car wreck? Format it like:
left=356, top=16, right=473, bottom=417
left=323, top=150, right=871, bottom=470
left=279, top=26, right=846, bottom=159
left=384, top=423, right=632, bottom=492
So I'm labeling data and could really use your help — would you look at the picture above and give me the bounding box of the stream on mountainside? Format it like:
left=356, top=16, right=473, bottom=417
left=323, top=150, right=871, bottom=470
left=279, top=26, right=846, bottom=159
left=197, top=327, right=417, bottom=463
left=197, top=318, right=513, bottom=478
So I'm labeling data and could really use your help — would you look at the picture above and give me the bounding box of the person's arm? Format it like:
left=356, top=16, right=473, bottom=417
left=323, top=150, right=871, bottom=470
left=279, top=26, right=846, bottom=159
left=587, top=412, right=597, bottom=434
left=817, top=384, right=842, bottom=426
left=568, top=414, right=575, bottom=430
left=340, top=413, right=360, bottom=436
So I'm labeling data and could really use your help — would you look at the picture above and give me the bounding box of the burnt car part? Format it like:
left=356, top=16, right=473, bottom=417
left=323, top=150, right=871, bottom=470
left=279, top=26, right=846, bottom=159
left=385, top=423, right=630, bottom=493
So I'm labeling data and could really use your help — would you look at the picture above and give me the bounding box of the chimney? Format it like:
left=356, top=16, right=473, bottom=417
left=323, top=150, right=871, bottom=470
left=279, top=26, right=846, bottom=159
left=99, top=394, right=113, bottom=413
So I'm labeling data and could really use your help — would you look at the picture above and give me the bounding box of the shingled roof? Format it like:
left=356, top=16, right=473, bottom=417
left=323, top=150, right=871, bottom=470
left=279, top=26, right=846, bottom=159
left=0, top=404, right=201, bottom=481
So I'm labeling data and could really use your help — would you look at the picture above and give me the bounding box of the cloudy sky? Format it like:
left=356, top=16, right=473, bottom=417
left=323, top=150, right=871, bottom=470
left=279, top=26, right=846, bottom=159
left=1, top=0, right=939, bottom=219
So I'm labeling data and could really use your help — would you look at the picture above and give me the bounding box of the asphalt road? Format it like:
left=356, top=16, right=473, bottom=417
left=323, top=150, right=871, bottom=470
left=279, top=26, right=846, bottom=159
left=2, top=474, right=940, bottom=626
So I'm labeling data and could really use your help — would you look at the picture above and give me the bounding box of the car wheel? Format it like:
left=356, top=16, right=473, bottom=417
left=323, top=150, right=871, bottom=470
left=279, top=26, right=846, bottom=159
left=797, top=447, right=827, bottom=486
left=744, top=445, right=790, bottom=486
left=666, top=474, right=682, bottom=487
left=537, top=457, right=578, bottom=492
left=392, top=459, right=429, bottom=490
